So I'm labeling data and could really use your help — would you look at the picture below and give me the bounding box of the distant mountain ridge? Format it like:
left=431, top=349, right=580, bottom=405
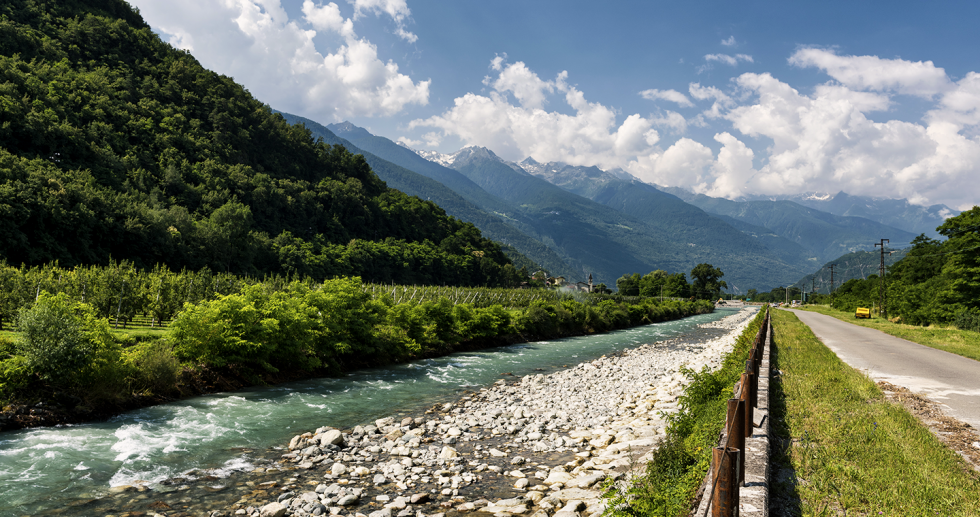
left=297, top=119, right=944, bottom=292
left=738, top=191, right=956, bottom=238
left=396, top=143, right=811, bottom=290
left=274, top=113, right=578, bottom=279
left=662, top=187, right=919, bottom=264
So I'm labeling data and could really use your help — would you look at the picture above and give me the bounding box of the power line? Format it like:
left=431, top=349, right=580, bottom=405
left=875, top=239, right=889, bottom=318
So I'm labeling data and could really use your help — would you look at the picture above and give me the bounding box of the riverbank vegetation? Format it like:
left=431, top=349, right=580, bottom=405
left=0, top=277, right=712, bottom=430
left=769, top=310, right=980, bottom=514
left=602, top=307, right=765, bottom=515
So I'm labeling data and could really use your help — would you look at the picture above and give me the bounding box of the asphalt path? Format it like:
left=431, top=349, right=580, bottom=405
left=787, top=309, right=980, bottom=430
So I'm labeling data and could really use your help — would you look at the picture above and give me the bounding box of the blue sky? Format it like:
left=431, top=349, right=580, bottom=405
left=130, top=0, right=980, bottom=210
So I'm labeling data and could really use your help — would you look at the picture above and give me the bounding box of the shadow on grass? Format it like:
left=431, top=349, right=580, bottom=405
left=768, top=336, right=803, bottom=517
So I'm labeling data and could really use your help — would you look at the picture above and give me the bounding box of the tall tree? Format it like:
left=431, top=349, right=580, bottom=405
left=690, top=263, right=727, bottom=300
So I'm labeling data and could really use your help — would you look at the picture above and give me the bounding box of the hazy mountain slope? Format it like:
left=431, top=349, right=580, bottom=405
left=709, top=214, right=815, bottom=267
left=794, top=249, right=907, bottom=294
left=665, top=189, right=918, bottom=263
left=777, top=192, right=959, bottom=238
left=276, top=113, right=576, bottom=279
left=522, top=160, right=816, bottom=268
left=440, top=147, right=803, bottom=290
left=326, top=122, right=521, bottom=221
left=516, top=160, right=814, bottom=286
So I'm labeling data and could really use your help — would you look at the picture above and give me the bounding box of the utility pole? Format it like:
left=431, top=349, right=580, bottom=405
left=826, top=264, right=837, bottom=297
left=811, top=277, right=815, bottom=297
left=875, top=239, right=889, bottom=319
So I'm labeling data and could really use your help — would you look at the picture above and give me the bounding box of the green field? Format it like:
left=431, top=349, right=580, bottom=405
left=770, top=310, right=980, bottom=515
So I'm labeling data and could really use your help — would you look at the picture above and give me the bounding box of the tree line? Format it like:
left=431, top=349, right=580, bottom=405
left=824, top=207, right=979, bottom=330
left=614, top=263, right=728, bottom=300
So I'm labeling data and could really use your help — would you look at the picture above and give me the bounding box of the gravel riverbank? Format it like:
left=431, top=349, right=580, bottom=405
left=97, top=307, right=757, bottom=517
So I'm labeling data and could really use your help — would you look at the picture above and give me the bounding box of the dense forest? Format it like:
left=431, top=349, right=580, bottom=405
left=0, top=0, right=523, bottom=287
left=827, top=207, right=980, bottom=330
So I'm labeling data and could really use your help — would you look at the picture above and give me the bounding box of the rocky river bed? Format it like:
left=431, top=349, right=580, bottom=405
left=78, top=307, right=757, bottom=517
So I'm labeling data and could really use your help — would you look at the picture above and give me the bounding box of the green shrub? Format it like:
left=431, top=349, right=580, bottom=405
left=15, top=292, right=118, bottom=388
left=124, top=339, right=181, bottom=396
left=954, top=308, right=980, bottom=332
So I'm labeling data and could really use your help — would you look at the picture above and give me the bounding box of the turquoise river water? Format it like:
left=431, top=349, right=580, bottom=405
left=0, top=308, right=740, bottom=516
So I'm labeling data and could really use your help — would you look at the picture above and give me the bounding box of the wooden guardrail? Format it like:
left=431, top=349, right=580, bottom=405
left=699, top=307, right=771, bottom=517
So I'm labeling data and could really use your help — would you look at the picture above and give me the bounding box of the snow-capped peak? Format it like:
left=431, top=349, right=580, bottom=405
left=414, top=149, right=455, bottom=167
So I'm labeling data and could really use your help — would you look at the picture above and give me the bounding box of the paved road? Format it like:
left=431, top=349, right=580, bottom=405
left=787, top=309, right=980, bottom=430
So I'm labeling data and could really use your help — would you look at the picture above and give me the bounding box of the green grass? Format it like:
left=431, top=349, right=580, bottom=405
left=1, top=327, right=166, bottom=348
left=770, top=310, right=980, bottom=515
left=798, top=304, right=980, bottom=362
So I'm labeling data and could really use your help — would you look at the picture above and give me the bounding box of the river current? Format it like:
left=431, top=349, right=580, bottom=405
left=0, top=308, right=738, bottom=516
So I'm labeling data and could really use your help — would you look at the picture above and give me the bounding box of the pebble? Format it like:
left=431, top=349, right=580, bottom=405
left=199, top=308, right=757, bottom=517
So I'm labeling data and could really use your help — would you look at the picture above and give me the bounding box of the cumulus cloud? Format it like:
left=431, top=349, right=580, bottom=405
left=721, top=70, right=979, bottom=209
left=352, top=0, right=417, bottom=42
left=650, top=111, right=688, bottom=134
left=130, top=0, right=428, bottom=120
left=721, top=36, right=737, bottom=47
left=410, top=54, right=980, bottom=209
left=410, top=58, right=661, bottom=169
left=639, top=89, right=694, bottom=108
left=790, top=48, right=950, bottom=98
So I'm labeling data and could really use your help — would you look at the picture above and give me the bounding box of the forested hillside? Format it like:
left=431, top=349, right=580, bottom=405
left=793, top=249, right=907, bottom=295
left=0, top=0, right=521, bottom=287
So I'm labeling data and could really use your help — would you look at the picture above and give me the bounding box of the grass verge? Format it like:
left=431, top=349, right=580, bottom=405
left=769, top=309, right=980, bottom=515
left=603, top=308, right=766, bottom=516
left=798, top=304, right=980, bottom=362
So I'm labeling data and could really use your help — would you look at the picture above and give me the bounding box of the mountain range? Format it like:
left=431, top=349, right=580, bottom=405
left=271, top=116, right=958, bottom=292
left=325, top=123, right=809, bottom=290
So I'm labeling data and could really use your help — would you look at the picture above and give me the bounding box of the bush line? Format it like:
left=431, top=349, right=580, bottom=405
left=0, top=278, right=713, bottom=430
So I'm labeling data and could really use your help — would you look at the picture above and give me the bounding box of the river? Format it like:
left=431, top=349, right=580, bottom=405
left=0, top=308, right=738, bottom=516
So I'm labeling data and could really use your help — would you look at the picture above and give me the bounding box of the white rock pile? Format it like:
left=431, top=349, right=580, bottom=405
left=218, top=307, right=757, bottom=517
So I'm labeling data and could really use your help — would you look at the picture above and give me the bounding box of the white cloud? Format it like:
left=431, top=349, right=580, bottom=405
left=689, top=82, right=735, bottom=119
left=639, top=89, right=694, bottom=108
left=302, top=1, right=347, bottom=34
left=411, top=53, right=980, bottom=209
left=629, top=138, right=713, bottom=188
left=704, top=53, right=753, bottom=66
left=789, top=48, right=950, bottom=98
left=721, top=36, right=737, bottom=47
left=352, top=0, right=417, bottom=42
left=492, top=60, right=555, bottom=109
left=702, top=132, right=756, bottom=198
left=719, top=71, right=980, bottom=208
left=130, top=0, right=429, bottom=120
left=650, top=110, right=688, bottom=133
left=410, top=59, right=661, bottom=169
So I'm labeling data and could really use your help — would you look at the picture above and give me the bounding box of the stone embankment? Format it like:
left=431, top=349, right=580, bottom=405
left=207, top=308, right=757, bottom=517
